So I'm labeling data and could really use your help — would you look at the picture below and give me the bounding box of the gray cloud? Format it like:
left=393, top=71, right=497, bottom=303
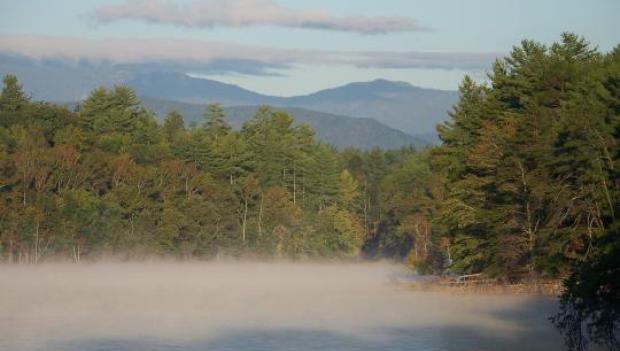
left=92, top=0, right=423, bottom=34
left=352, top=51, right=499, bottom=70
left=0, top=35, right=499, bottom=74
left=116, top=59, right=290, bottom=76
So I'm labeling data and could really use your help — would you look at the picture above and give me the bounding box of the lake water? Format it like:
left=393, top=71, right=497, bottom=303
left=0, top=262, right=564, bottom=351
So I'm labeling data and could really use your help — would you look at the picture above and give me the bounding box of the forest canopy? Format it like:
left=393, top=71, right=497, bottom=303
left=0, top=34, right=617, bottom=271
left=0, top=74, right=421, bottom=262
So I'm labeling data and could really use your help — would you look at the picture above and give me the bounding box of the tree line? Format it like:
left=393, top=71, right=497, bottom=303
left=0, top=73, right=423, bottom=262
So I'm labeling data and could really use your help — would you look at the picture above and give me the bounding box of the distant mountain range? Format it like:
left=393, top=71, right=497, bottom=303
left=0, top=54, right=458, bottom=148
left=128, top=72, right=458, bottom=137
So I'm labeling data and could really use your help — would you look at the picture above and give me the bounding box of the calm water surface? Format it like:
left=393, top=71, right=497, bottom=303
left=0, top=262, right=563, bottom=351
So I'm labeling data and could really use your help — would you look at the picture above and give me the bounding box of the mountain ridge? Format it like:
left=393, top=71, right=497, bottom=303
left=0, top=55, right=459, bottom=136
left=126, top=71, right=459, bottom=136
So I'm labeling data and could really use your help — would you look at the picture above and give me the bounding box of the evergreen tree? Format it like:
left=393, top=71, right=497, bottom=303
left=203, top=103, right=230, bottom=140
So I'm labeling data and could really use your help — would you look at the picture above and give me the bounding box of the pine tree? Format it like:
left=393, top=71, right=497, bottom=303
left=203, top=103, right=230, bottom=140
left=0, top=74, right=29, bottom=113
left=162, top=110, right=185, bottom=142
left=0, top=74, right=30, bottom=128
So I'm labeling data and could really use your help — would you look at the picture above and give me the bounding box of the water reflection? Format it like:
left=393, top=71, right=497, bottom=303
left=53, top=324, right=562, bottom=351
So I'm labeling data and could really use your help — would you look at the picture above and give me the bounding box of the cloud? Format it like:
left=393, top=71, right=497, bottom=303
left=92, top=0, right=423, bottom=34
left=0, top=35, right=499, bottom=74
left=0, top=35, right=300, bottom=66
left=352, top=51, right=499, bottom=70
left=118, top=59, right=290, bottom=76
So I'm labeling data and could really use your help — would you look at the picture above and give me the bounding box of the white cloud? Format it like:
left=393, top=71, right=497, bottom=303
left=0, top=35, right=499, bottom=72
left=92, top=0, right=423, bottom=34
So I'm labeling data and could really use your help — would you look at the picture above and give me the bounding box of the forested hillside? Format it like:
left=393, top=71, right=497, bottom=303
left=0, top=34, right=617, bottom=274
left=0, top=74, right=423, bottom=262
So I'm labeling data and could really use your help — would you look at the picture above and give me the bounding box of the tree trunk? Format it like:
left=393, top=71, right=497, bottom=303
left=258, top=194, right=263, bottom=239
left=8, top=238, right=14, bottom=263
left=424, top=221, right=429, bottom=259
left=22, top=170, right=27, bottom=207
left=242, top=197, right=248, bottom=244
left=518, top=161, right=536, bottom=274
left=72, top=244, right=80, bottom=263
left=130, top=215, right=135, bottom=238
left=185, top=176, right=190, bottom=200
left=363, top=180, right=368, bottom=235
left=33, top=220, right=39, bottom=264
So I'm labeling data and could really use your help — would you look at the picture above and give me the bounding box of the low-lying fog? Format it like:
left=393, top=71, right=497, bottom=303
left=0, top=262, right=563, bottom=350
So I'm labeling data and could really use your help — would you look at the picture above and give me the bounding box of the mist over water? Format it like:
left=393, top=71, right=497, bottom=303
left=0, top=262, right=563, bottom=350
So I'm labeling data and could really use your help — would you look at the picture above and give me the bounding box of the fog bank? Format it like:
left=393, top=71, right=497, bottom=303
left=0, top=262, right=563, bottom=350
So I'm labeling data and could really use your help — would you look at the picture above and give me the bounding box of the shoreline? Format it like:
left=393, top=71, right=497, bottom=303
left=394, top=278, right=563, bottom=296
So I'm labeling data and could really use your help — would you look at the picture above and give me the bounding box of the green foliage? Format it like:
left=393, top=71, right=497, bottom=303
left=434, top=33, right=618, bottom=279
left=431, top=33, right=620, bottom=349
left=0, top=74, right=29, bottom=115
left=551, top=233, right=620, bottom=351
left=0, top=78, right=376, bottom=261
left=203, top=103, right=231, bottom=140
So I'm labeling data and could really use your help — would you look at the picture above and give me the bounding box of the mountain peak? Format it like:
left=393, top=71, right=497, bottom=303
left=369, top=78, right=411, bottom=86
left=293, top=78, right=420, bottom=102
left=365, top=78, right=417, bottom=90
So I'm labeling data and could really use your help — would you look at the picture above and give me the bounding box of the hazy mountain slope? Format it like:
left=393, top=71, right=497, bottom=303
left=140, top=97, right=427, bottom=149
left=128, top=72, right=269, bottom=105
left=129, top=73, right=457, bottom=135
left=280, top=79, right=458, bottom=135
left=0, top=54, right=128, bottom=101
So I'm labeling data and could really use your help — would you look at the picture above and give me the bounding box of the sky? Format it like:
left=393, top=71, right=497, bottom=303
left=0, top=0, right=618, bottom=96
